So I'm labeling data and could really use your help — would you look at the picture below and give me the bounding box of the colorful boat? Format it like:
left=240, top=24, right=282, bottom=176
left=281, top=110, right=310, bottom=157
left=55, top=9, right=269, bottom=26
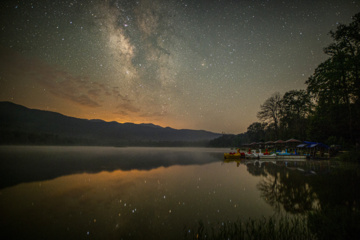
left=246, top=149, right=277, bottom=159
left=224, top=153, right=243, bottom=159
left=276, top=149, right=307, bottom=159
left=224, top=149, right=245, bottom=159
left=245, top=149, right=258, bottom=159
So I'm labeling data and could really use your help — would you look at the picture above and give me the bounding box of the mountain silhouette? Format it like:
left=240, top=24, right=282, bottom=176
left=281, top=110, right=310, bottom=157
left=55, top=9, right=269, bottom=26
left=0, top=101, right=221, bottom=146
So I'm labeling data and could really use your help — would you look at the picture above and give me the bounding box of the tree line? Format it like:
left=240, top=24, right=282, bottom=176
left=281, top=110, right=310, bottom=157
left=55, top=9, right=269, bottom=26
left=210, top=12, right=360, bottom=148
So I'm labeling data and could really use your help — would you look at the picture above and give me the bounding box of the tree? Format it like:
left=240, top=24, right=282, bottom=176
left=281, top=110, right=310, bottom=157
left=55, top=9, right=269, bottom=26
left=327, top=12, right=360, bottom=101
left=306, top=12, right=360, bottom=143
left=280, top=90, right=311, bottom=140
left=247, top=122, right=267, bottom=142
left=257, top=92, right=282, bottom=139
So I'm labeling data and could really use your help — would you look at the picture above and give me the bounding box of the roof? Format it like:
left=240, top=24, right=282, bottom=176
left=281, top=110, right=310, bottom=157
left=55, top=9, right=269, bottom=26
left=298, top=141, right=329, bottom=149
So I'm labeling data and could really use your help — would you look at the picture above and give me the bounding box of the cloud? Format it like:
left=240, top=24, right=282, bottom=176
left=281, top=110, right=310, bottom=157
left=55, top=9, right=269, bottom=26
left=0, top=47, right=102, bottom=108
left=139, top=111, right=166, bottom=118
left=68, top=94, right=100, bottom=108
left=115, top=102, right=140, bottom=114
left=88, top=88, right=102, bottom=98
left=110, top=86, right=140, bottom=116
left=35, top=72, right=103, bottom=108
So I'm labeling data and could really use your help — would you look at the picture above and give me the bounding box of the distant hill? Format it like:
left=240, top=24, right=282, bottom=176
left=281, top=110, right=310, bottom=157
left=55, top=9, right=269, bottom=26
left=0, top=101, right=221, bottom=146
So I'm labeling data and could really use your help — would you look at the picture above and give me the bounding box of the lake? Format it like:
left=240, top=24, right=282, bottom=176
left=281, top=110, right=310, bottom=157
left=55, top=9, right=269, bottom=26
left=0, top=146, right=359, bottom=239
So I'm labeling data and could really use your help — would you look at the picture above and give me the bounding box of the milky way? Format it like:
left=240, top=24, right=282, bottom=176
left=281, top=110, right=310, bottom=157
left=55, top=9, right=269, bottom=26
left=0, top=0, right=359, bottom=133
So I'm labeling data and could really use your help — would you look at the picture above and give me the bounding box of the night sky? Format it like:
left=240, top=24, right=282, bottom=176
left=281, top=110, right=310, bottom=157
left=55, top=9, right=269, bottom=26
left=1, top=0, right=359, bottom=134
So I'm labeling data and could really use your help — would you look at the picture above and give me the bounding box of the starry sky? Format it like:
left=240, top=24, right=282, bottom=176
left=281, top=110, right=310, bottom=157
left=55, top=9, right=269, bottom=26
left=0, top=0, right=359, bottom=134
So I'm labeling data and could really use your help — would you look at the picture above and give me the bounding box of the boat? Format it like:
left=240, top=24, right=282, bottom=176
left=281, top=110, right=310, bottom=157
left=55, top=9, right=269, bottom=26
left=224, top=152, right=243, bottom=159
left=257, top=149, right=276, bottom=159
left=245, top=149, right=277, bottom=159
left=224, top=149, right=245, bottom=159
left=245, top=153, right=258, bottom=159
left=276, top=149, right=307, bottom=159
left=245, top=149, right=259, bottom=159
left=239, top=148, right=304, bottom=159
left=276, top=149, right=291, bottom=156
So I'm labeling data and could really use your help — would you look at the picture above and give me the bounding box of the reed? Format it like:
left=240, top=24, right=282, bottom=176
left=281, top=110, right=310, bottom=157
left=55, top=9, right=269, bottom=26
left=184, top=215, right=316, bottom=240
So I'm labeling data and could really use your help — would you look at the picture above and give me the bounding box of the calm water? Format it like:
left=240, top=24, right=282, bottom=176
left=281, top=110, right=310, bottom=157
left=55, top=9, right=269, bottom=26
left=0, top=146, right=359, bottom=239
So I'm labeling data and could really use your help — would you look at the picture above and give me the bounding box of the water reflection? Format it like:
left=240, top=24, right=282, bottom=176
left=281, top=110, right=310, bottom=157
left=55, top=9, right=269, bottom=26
left=224, top=158, right=360, bottom=239
left=0, top=147, right=275, bottom=240
left=2, top=146, right=359, bottom=239
left=0, top=146, right=223, bottom=189
left=257, top=161, right=318, bottom=214
left=225, top=158, right=360, bottom=215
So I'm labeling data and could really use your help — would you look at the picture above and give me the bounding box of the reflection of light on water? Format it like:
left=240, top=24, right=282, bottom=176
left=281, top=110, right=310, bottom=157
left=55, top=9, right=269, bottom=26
left=0, top=147, right=275, bottom=239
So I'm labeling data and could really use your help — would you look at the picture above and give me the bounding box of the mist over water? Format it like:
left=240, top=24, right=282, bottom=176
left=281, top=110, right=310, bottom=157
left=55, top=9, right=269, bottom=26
left=0, top=146, right=224, bottom=189
left=1, top=146, right=359, bottom=239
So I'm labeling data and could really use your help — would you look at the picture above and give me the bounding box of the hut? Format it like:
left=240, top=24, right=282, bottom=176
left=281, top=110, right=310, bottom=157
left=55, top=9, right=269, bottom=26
left=274, top=140, right=285, bottom=151
left=265, top=141, right=274, bottom=150
left=257, top=142, right=265, bottom=149
left=297, top=141, right=330, bottom=159
left=286, top=139, right=302, bottom=152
